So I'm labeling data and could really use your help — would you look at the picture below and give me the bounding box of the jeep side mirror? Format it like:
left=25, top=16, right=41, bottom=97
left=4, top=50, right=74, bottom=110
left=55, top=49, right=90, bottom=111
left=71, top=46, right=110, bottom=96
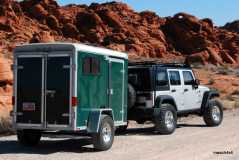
left=193, top=79, right=200, bottom=89
left=195, top=79, right=200, bottom=85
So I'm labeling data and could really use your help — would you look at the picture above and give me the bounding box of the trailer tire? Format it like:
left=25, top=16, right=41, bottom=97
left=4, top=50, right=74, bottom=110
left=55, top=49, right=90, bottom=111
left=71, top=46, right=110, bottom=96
left=128, top=83, right=136, bottom=109
left=154, top=104, right=177, bottom=135
left=17, top=130, right=41, bottom=146
left=203, top=99, right=223, bottom=126
left=92, top=115, right=114, bottom=151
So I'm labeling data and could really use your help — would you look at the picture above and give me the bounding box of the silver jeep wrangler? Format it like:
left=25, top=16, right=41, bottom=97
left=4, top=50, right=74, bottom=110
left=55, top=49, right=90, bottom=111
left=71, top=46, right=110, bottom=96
left=127, top=62, right=223, bottom=134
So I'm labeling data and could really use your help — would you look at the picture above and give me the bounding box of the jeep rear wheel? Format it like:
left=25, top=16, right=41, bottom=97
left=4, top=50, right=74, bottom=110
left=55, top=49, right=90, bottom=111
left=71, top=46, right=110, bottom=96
left=154, top=104, right=177, bottom=134
left=203, top=99, right=223, bottom=126
left=92, top=115, right=114, bottom=151
left=17, top=130, right=41, bottom=146
left=116, top=121, right=128, bottom=134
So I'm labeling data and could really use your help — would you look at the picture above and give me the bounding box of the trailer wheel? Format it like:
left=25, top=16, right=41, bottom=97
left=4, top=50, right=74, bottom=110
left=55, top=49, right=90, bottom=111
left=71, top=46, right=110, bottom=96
left=128, top=83, right=136, bottom=109
left=92, top=115, right=114, bottom=151
left=203, top=99, right=223, bottom=126
left=154, top=104, right=177, bottom=134
left=17, top=130, right=41, bottom=146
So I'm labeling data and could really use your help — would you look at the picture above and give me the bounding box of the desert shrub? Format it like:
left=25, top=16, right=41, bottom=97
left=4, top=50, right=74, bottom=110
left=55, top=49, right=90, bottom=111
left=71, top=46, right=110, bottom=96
left=0, top=116, right=13, bottom=134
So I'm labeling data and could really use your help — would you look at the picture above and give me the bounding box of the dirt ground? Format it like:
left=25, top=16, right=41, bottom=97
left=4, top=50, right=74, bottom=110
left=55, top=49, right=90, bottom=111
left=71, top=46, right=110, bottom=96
left=0, top=109, right=238, bottom=160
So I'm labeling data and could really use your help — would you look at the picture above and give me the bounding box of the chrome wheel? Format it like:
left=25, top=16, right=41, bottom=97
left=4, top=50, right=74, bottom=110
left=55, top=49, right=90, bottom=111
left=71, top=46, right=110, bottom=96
left=212, top=105, right=221, bottom=122
left=165, top=111, right=175, bottom=130
left=102, top=122, right=112, bottom=143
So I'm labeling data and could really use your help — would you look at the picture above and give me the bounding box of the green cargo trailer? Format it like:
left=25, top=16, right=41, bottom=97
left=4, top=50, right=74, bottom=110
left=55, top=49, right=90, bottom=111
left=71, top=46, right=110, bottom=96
left=12, top=43, right=128, bottom=150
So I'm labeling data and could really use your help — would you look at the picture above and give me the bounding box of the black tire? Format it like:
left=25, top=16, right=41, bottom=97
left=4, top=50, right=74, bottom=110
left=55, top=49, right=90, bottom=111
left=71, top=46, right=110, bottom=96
left=116, top=121, right=128, bottom=134
left=92, top=115, right=114, bottom=151
left=128, top=83, right=136, bottom=109
left=203, top=99, right=223, bottom=126
left=17, top=130, right=41, bottom=146
left=154, top=104, right=177, bottom=135
left=136, top=119, right=146, bottom=124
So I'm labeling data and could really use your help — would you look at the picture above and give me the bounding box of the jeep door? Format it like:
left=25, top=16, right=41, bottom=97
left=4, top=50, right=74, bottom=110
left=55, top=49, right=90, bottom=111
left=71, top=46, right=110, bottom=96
left=181, top=70, right=201, bottom=110
left=167, top=70, right=184, bottom=111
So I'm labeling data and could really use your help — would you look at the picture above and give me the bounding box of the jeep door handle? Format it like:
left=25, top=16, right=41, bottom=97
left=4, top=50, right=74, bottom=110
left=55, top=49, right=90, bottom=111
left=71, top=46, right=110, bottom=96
left=171, top=89, right=176, bottom=92
left=184, top=89, right=189, bottom=92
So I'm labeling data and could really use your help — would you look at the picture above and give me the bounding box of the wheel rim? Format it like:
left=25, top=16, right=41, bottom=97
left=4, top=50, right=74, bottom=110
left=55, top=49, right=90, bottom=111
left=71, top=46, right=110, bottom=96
left=165, top=111, right=175, bottom=130
left=212, top=105, right=221, bottom=122
left=102, top=122, right=112, bottom=143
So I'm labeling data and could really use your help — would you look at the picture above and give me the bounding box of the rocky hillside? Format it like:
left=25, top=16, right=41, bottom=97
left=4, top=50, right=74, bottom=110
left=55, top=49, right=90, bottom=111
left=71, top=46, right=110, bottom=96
left=0, top=0, right=239, bottom=121
left=0, top=0, right=239, bottom=64
left=222, top=20, right=239, bottom=33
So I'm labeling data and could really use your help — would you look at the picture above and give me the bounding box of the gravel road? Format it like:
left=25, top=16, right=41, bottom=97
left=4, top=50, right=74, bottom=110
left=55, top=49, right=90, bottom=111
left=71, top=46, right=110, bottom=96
left=0, top=109, right=239, bottom=160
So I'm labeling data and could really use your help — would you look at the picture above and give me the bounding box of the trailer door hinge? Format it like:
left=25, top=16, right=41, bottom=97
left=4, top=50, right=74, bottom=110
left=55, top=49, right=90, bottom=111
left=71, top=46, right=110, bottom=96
left=108, top=89, right=114, bottom=95
left=62, top=64, right=76, bottom=70
left=11, top=65, right=24, bottom=70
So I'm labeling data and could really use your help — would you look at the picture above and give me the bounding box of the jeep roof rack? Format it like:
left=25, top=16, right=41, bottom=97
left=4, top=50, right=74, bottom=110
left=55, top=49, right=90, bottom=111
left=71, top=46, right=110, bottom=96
left=129, top=61, right=191, bottom=68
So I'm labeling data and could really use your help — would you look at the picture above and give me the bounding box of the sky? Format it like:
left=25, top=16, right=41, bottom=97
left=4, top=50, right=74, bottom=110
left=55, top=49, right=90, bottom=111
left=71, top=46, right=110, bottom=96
left=57, top=0, right=239, bottom=26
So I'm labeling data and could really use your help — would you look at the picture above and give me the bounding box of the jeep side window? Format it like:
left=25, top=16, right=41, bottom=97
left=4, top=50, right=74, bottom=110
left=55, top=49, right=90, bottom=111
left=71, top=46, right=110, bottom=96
left=183, top=71, right=195, bottom=85
left=169, top=71, right=181, bottom=85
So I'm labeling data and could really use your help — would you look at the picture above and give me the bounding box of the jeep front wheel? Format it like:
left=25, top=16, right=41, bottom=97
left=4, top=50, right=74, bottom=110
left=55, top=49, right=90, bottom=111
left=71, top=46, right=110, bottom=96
left=92, top=115, right=114, bottom=151
left=203, top=99, right=223, bottom=126
left=154, top=104, right=177, bottom=134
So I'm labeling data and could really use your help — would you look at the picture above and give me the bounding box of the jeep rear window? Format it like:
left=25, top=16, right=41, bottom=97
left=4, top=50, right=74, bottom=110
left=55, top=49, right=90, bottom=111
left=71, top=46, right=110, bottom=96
left=128, top=68, right=152, bottom=91
left=169, top=71, right=181, bottom=85
left=156, top=70, right=169, bottom=90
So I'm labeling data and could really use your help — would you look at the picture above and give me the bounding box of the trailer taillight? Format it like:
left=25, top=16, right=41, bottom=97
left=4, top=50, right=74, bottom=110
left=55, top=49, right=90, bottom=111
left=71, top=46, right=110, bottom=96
left=12, top=96, right=15, bottom=106
left=71, top=97, right=77, bottom=107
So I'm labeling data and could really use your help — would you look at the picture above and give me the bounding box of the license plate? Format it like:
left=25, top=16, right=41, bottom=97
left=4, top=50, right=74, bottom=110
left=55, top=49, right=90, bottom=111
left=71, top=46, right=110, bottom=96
left=22, top=102, right=35, bottom=111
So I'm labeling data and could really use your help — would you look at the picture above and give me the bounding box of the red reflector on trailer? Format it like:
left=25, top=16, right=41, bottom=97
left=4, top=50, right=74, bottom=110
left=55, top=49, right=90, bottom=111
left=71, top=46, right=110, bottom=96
left=12, top=96, right=15, bottom=106
left=72, top=97, right=77, bottom=107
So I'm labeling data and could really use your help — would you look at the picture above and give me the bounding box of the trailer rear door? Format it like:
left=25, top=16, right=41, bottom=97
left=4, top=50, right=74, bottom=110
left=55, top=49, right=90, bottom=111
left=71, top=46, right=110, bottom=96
left=16, top=56, right=44, bottom=126
left=46, top=55, right=71, bottom=127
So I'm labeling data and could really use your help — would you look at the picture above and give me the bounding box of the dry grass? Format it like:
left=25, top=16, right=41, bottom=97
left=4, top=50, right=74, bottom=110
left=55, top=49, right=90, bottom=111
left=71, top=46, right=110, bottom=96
left=221, top=99, right=239, bottom=110
left=0, top=116, right=12, bottom=134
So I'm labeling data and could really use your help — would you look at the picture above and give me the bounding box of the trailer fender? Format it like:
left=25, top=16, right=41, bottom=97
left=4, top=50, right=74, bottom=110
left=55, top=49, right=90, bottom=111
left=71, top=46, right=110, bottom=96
left=87, top=109, right=114, bottom=133
left=201, top=90, right=220, bottom=113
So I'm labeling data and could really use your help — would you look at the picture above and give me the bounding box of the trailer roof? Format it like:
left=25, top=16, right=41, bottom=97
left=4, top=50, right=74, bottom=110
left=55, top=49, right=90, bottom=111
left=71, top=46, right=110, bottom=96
left=14, top=43, right=128, bottom=59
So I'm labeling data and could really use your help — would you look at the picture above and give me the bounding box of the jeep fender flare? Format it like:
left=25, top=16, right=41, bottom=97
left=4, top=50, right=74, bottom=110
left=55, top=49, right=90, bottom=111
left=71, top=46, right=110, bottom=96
left=154, top=95, right=178, bottom=111
left=153, top=95, right=177, bottom=119
left=200, top=90, right=220, bottom=113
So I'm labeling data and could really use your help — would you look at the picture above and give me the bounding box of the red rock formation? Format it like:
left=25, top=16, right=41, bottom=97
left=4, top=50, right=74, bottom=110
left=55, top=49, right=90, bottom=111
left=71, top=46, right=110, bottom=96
left=0, top=0, right=238, bottom=65
left=0, top=0, right=239, bottom=113
left=223, top=20, right=239, bottom=33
